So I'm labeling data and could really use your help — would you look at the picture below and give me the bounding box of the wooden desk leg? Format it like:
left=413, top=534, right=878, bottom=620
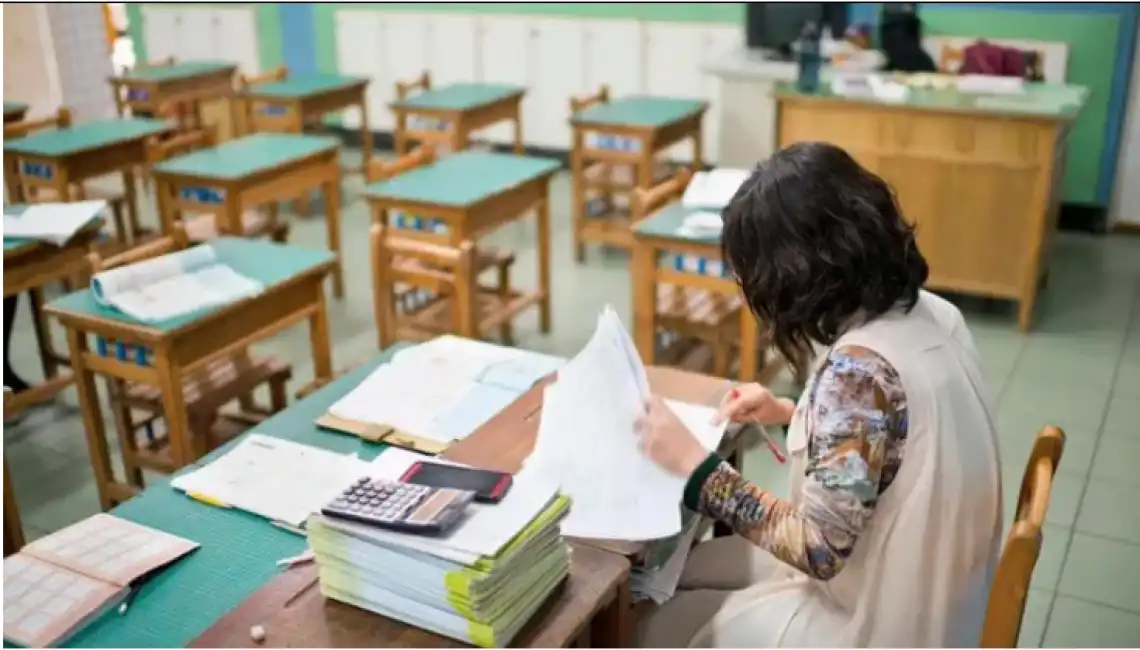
left=3, top=154, right=23, bottom=204
left=308, top=286, right=335, bottom=386
left=591, top=580, right=633, bottom=647
left=631, top=242, right=657, bottom=366
left=358, top=95, right=373, bottom=174
left=570, top=128, right=586, bottom=263
left=692, top=126, right=704, bottom=172
left=153, top=351, right=197, bottom=469
left=739, top=309, right=759, bottom=382
left=536, top=194, right=552, bottom=334
left=4, top=461, right=25, bottom=557
left=121, top=167, right=143, bottom=244
left=27, top=287, right=60, bottom=381
left=223, top=193, right=242, bottom=236
left=394, top=111, right=408, bottom=156
left=323, top=178, right=345, bottom=299
left=513, top=105, right=525, bottom=155
left=65, top=328, right=117, bottom=511
left=1017, top=287, right=1038, bottom=332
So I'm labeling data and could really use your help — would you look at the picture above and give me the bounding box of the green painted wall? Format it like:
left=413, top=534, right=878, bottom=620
left=125, top=3, right=284, bottom=72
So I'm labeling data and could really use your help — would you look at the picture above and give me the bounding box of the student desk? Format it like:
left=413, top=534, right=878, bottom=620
left=3, top=216, right=105, bottom=413
left=2, top=118, right=171, bottom=238
left=4, top=101, right=29, bottom=124
left=630, top=203, right=774, bottom=383
left=364, top=151, right=560, bottom=340
left=43, top=238, right=338, bottom=510
left=150, top=133, right=346, bottom=298
left=53, top=349, right=630, bottom=649
left=774, top=82, right=1088, bottom=331
left=390, top=83, right=526, bottom=155
left=569, top=96, right=707, bottom=259
left=241, top=73, right=372, bottom=173
left=108, top=60, right=237, bottom=129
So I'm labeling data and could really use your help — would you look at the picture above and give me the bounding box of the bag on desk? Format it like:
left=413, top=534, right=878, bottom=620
left=962, top=40, right=1040, bottom=80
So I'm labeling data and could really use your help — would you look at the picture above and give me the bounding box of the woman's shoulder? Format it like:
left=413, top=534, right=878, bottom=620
left=814, top=344, right=907, bottom=413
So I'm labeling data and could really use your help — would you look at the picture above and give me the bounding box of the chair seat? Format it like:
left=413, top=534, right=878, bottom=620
left=656, top=285, right=743, bottom=330
left=122, top=353, right=291, bottom=413
left=584, top=159, right=675, bottom=187
left=183, top=209, right=287, bottom=242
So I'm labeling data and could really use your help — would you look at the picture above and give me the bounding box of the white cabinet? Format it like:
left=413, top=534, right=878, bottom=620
left=427, top=15, right=478, bottom=87
left=582, top=19, right=644, bottom=96
left=1111, top=19, right=1140, bottom=229
left=213, top=8, right=260, bottom=75
left=478, top=16, right=529, bottom=144
left=139, top=5, right=259, bottom=73
left=334, top=9, right=382, bottom=130
left=527, top=18, right=585, bottom=149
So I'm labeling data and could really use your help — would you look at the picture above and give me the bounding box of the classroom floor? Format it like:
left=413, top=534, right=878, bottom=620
left=5, top=153, right=1140, bottom=647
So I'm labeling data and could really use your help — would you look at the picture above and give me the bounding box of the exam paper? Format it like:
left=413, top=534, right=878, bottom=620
left=677, top=210, right=724, bottom=237
left=527, top=307, right=727, bottom=541
left=681, top=169, right=750, bottom=210
left=91, top=244, right=264, bottom=323
left=3, top=200, right=105, bottom=246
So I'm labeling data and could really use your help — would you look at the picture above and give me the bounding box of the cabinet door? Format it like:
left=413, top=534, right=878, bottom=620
left=478, top=16, right=529, bottom=144
left=528, top=18, right=585, bottom=149
left=582, top=19, right=644, bottom=95
left=211, top=7, right=260, bottom=75
left=644, top=23, right=707, bottom=163
left=699, top=25, right=742, bottom=165
left=335, top=9, right=383, bottom=129
left=178, top=8, right=216, bottom=62
left=140, top=5, right=182, bottom=63
left=427, top=14, right=478, bottom=87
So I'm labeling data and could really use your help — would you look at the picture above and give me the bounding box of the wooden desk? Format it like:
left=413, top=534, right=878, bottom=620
left=151, top=133, right=346, bottom=297
left=109, top=60, right=237, bottom=131
left=3, top=460, right=23, bottom=557
left=364, top=151, right=560, bottom=344
left=191, top=544, right=631, bottom=648
left=569, top=96, right=707, bottom=260
left=390, top=83, right=526, bottom=155
left=3, top=216, right=105, bottom=413
left=43, top=238, right=337, bottom=510
left=241, top=73, right=372, bottom=173
left=4, top=101, right=29, bottom=124
left=631, top=204, right=783, bottom=384
left=774, top=82, right=1088, bottom=331
left=2, top=118, right=171, bottom=242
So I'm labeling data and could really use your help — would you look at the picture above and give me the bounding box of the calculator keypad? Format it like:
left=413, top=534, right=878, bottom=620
left=321, top=477, right=474, bottom=535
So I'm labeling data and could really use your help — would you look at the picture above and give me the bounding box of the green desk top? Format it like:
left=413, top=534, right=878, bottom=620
left=2, top=118, right=170, bottom=158
left=246, top=73, right=367, bottom=99
left=364, top=151, right=561, bottom=207
left=46, top=237, right=335, bottom=332
left=633, top=203, right=720, bottom=246
left=390, top=83, right=523, bottom=111
left=4, top=101, right=28, bottom=116
left=63, top=349, right=406, bottom=648
left=571, top=96, right=707, bottom=128
left=116, top=60, right=236, bottom=83
left=773, top=80, right=1089, bottom=120
left=152, top=133, right=340, bottom=181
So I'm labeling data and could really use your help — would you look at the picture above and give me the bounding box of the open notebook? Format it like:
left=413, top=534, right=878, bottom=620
left=680, top=169, right=750, bottom=211
left=91, top=244, right=263, bottom=323
left=3, top=514, right=199, bottom=648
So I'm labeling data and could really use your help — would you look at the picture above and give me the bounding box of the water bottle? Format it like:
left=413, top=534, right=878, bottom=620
left=797, top=21, right=823, bottom=93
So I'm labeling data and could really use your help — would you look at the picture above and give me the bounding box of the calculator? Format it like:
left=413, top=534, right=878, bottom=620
left=320, top=477, right=475, bottom=535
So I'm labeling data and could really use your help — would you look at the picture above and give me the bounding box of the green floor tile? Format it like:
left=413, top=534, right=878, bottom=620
left=1029, top=524, right=1073, bottom=592
left=1076, top=480, right=1140, bottom=545
left=1003, top=467, right=1083, bottom=529
left=1017, top=589, right=1053, bottom=648
left=1044, top=596, right=1140, bottom=647
left=1102, top=395, right=1140, bottom=440
left=997, top=413, right=1098, bottom=479
left=1090, top=436, right=1140, bottom=488
left=1058, top=533, right=1140, bottom=611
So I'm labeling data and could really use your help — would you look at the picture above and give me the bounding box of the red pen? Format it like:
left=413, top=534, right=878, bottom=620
left=728, top=388, right=787, bottom=464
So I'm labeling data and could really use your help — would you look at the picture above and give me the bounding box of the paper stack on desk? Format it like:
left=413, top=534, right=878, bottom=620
left=307, top=449, right=572, bottom=648
left=3, top=200, right=106, bottom=246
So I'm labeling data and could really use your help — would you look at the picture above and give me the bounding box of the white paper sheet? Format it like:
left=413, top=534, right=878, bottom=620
left=91, top=244, right=264, bottom=323
left=3, top=200, right=105, bottom=246
left=681, top=169, right=750, bottom=210
left=677, top=210, right=724, bottom=237
left=527, top=307, right=726, bottom=541
left=171, top=434, right=368, bottom=528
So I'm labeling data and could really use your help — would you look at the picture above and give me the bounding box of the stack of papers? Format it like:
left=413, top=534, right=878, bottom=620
left=307, top=449, right=571, bottom=648
left=91, top=244, right=264, bottom=323
left=630, top=510, right=701, bottom=604
left=677, top=210, right=724, bottom=237
left=3, top=200, right=106, bottom=246
left=526, top=307, right=727, bottom=541
left=326, top=336, right=565, bottom=449
left=681, top=169, right=750, bottom=211
left=171, top=434, right=369, bottom=531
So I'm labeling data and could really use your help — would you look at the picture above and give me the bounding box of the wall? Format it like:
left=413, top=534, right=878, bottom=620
left=1110, top=17, right=1140, bottom=228
left=125, top=2, right=1138, bottom=207
left=3, top=3, right=62, bottom=117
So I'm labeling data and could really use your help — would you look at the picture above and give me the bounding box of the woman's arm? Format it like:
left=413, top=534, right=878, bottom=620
left=683, top=345, right=908, bottom=581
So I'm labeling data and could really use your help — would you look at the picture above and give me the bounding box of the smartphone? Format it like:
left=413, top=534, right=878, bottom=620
left=399, top=462, right=513, bottom=504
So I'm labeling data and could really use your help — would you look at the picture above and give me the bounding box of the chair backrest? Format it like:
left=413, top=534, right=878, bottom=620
left=145, top=125, right=217, bottom=166
left=2, top=107, right=71, bottom=141
left=569, top=84, right=611, bottom=115
left=631, top=167, right=693, bottom=222
left=395, top=70, right=432, bottom=102
left=88, top=224, right=189, bottom=274
left=239, top=64, right=289, bottom=90
left=981, top=425, right=1065, bottom=648
left=366, top=143, right=436, bottom=184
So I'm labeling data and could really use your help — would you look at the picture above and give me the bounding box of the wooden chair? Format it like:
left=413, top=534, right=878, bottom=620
left=570, top=85, right=675, bottom=259
left=632, top=168, right=744, bottom=377
left=86, top=227, right=292, bottom=487
left=368, top=145, right=521, bottom=348
left=981, top=425, right=1066, bottom=648
left=146, top=125, right=288, bottom=243
left=239, top=64, right=290, bottom=136
left=3, top=107, right=133, bottom=245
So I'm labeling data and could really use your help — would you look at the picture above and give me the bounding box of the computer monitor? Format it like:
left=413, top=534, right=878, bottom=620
left=745, top=3, right=849, bottom=58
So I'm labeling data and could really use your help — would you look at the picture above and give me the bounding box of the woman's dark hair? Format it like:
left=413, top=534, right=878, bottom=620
left=721, top=141, right=929, bottom=368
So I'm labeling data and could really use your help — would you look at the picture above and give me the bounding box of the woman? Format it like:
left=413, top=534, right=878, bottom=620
left=636, top=142, right=1002, bottom=647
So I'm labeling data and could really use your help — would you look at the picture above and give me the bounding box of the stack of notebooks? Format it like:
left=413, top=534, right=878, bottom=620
left=306, top=449, right=571, bottom=648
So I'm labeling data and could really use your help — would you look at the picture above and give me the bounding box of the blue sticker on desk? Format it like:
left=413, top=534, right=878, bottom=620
left=20, top=161, right=53, bottom=180
left=180, top=187, right=225, bottom=204
left=668, top=254, right=730, bottom=278
left=393, top=211, right=448, bottom=234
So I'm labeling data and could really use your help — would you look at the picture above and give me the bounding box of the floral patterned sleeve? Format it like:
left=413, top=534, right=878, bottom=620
left=681, top=345, right=908, bottom=581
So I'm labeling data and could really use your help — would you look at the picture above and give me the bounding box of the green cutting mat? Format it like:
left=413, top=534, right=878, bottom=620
left=62, top=347, right=408, bottom=648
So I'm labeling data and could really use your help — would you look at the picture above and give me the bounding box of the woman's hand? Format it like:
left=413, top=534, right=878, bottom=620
left=712, top=383, right=796, bottom=427
left=635, top=396, right=710, bottom=478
